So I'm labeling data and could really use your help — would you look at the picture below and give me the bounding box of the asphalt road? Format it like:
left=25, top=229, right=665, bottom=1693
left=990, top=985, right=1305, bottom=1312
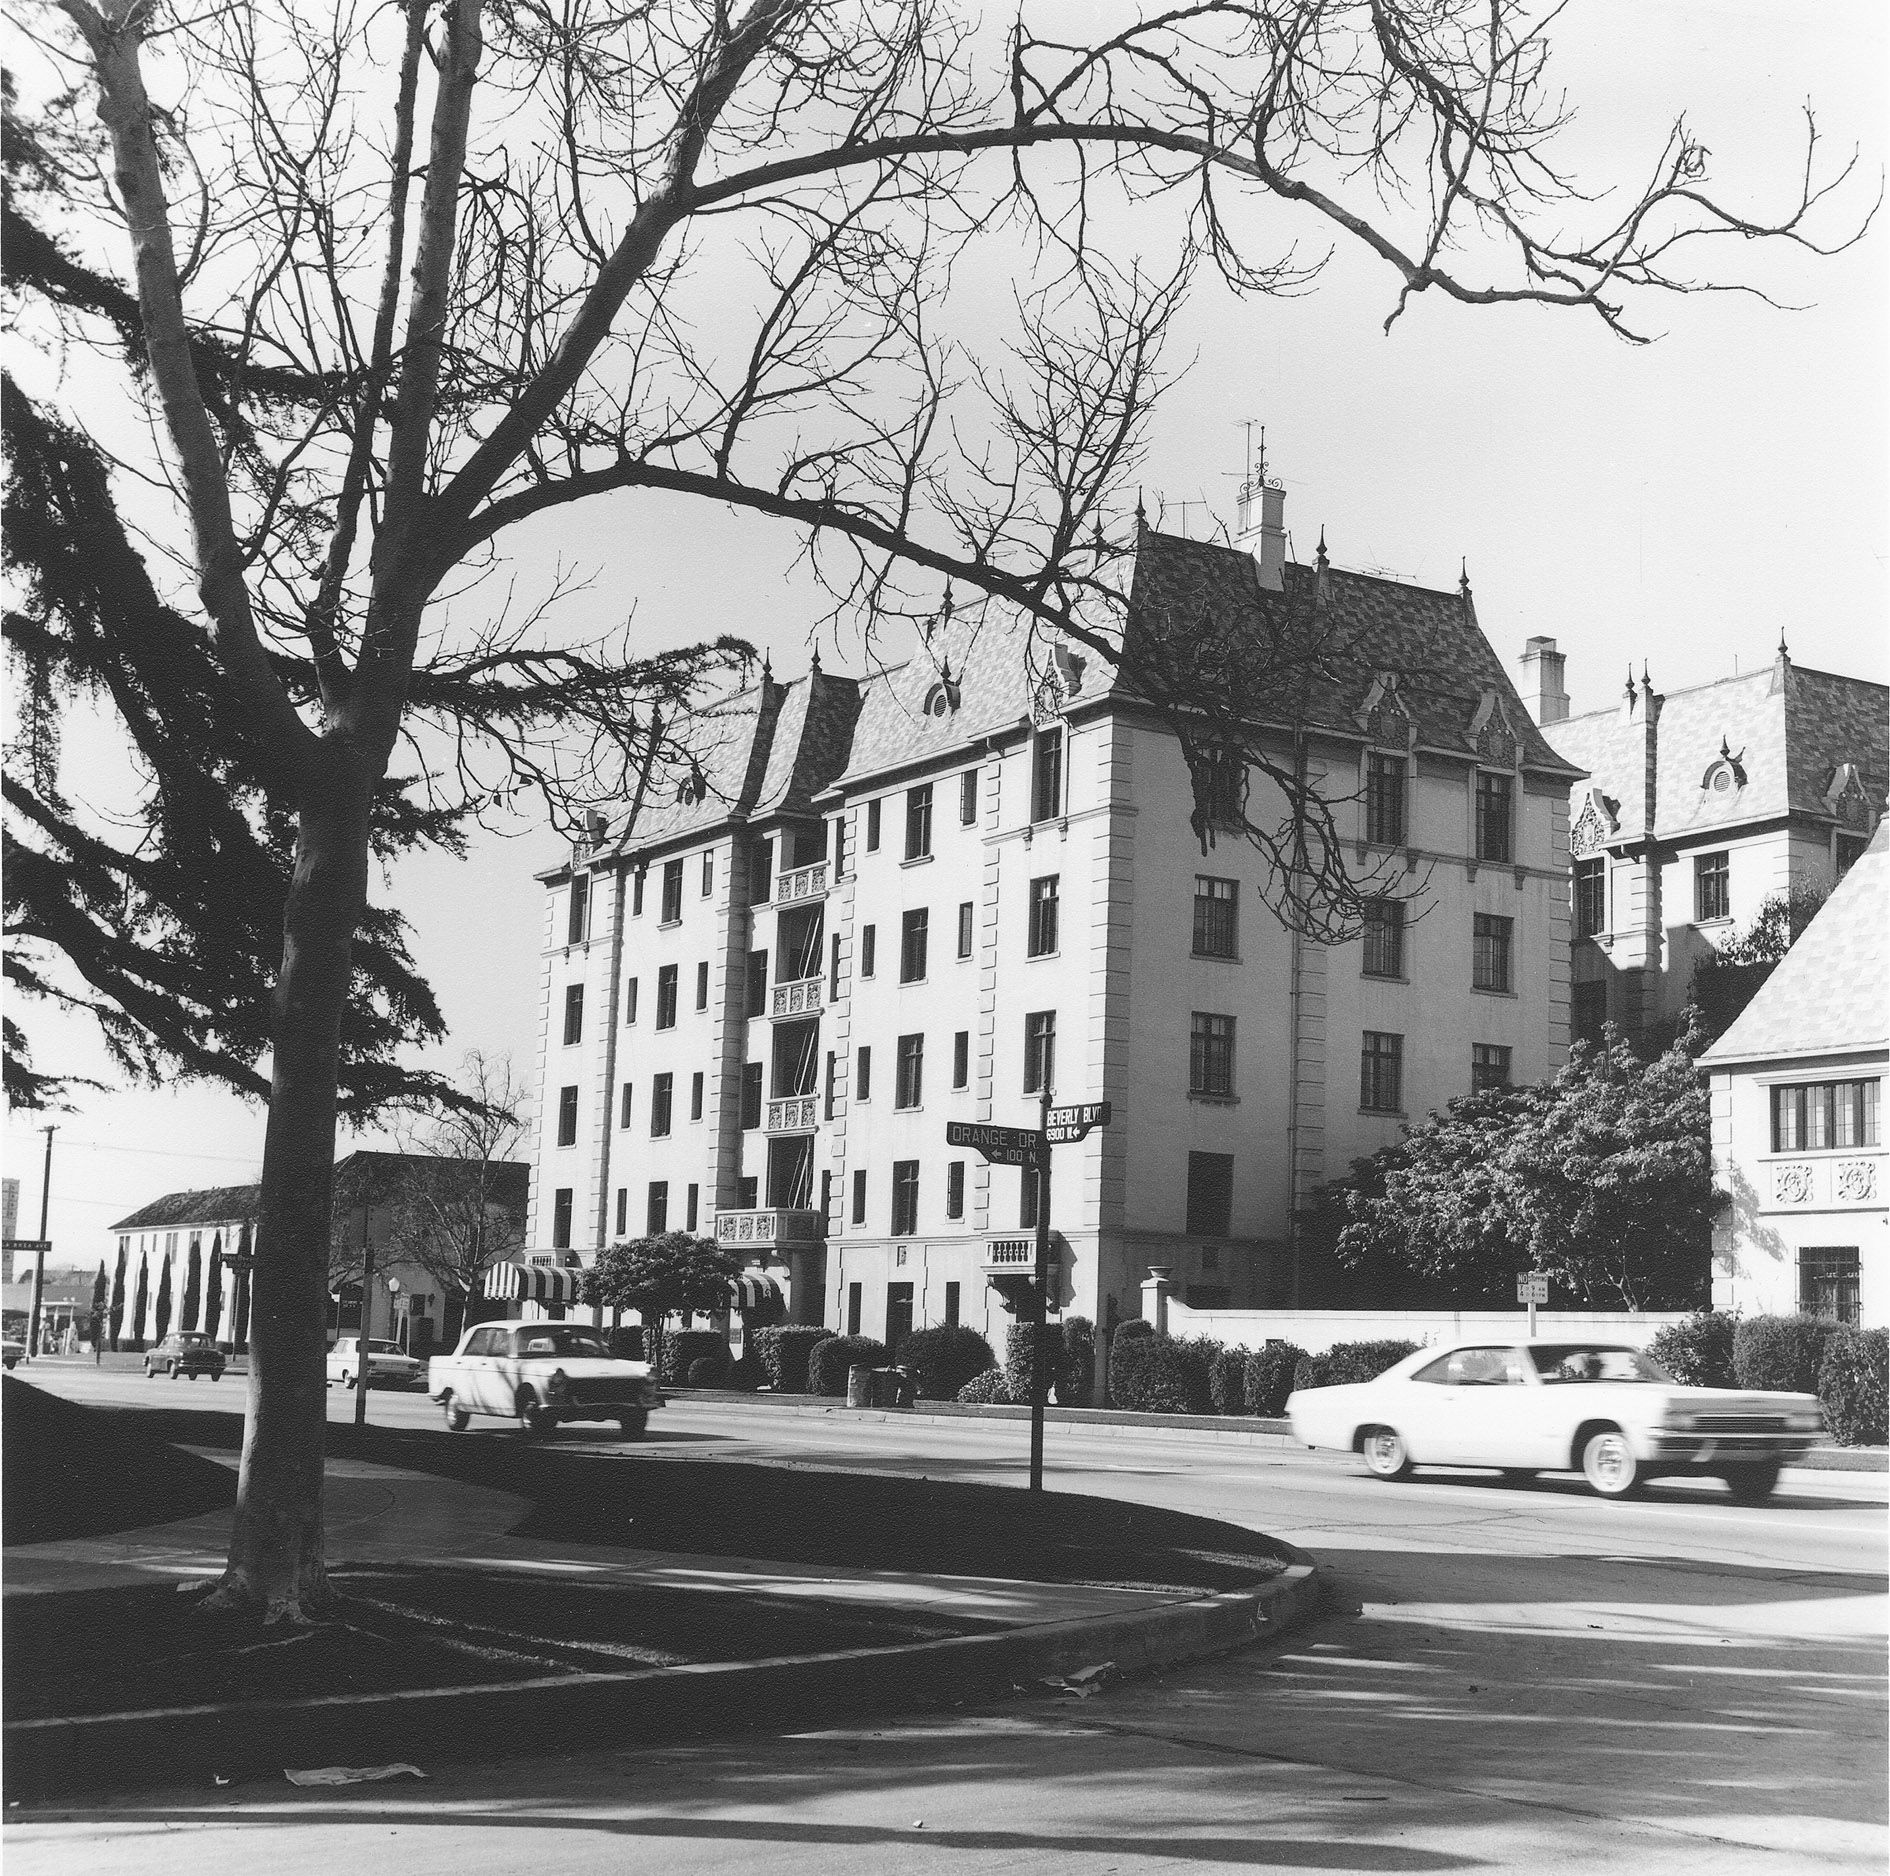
left=9, top=1365, right=1887, bottom=1874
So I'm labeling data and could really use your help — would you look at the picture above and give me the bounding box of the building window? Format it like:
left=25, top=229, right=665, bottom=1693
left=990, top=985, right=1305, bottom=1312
left=905, top=784, right=933, bottom=860
left=563, top=983, right=585, bottom=1045
left=614, top=1188, right=627, bottom=1238
left=953, top=1030, right=969, bottom=1089
left=960, top=770, right=978, bottom=824
left=619, top=1081, right=633, bottom=1129
left=851, top=1170, right=867, bottom=1226
left=946, top=1161, right=965, bottom=1220
left=1185, top=1152, right=1234, bottom=1237
left=632, top=870, right=646, bottom=917
left=650, top=1072, right=674, bottom=1136
left=896, top=1034, right=924, bottom=1109
left=1026, top=875, right=1060, bottom=957
left=686, top=1184, right=700, bottom=1232
left=1571, top=980, right=1607, bottom=1044
left=695, top=960, right=710, bottom=1010
left=1020, top=1164, right=1044, bottom=1230
left=691, top=1071, right=705, bottom=1121
left=1193, top=876, right=1237, bottom=958
left=830, top=933, right=842, bottom=999
left=1190, top=1012, right=1235, bottom=1097
left=1772, top=1079, right=1880, bottom=1152
left=847, top=1280, right=863, bottom=1334
left=1473, top=913, right=1513, bottom=993
left=655, top=963, right=678, bottom=1028
left=702, top=852, right=714, bottom=896
left=556, top=1086, right=579, bottom=1146
left=1360, top=1031, right=1404, bottom=1112
left=1695, top=850, right=1730, bottom=922
left=1024, top=1010, right=1056, bottom=1095
left=661, top=858, right=684, bottom=923
left=1194, top=752, right=1244, bottom=828
left=1366, top=752, right=1406, bottom=846
left=1362, top=898, right=1404, bottom=978
left=1032, top=727, right=1063, bottom=823
left=860, top=924, right=877, bottom=978
left=647, top=1182, right=668, bottom=1235
left=1573, top=858, right=1605, bottom=938
left=1471, top=1044, right=1512, bottom=1092
left=823, top=1050, right=837, bottom=1120
left=945, top=1280, right=961, bottom=1325
left=866, top=798, right=882, bottom=851
left=856, top=1045, right=872, bottom=1102
left=891, top=1161, right=920, bottom=1236
left=1800, top=1247, right=1861, bottom=1326
left=900, top=907, right=930, bottom=982
left=552, top=1189, right=573, bottom=1249
left=951, top=900, right=972, bottom=960
left=1475, top=772, right=1513, bottom=864
left=746, top=949, right=768, bottom=1019
left=567, top=875, right=589, bottom=945
left=740, top=1062, right=763, bottom=1130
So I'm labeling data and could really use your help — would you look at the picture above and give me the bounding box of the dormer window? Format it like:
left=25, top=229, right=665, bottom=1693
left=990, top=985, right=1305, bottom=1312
left=1701, top=740, right=1747, bottom=795
left=923, top=681, right=959, bottom=719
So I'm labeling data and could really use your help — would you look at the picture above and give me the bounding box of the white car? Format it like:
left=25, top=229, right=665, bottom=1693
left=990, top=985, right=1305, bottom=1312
left=1288, top=1338, right=1823, bottom=1500
left=428, top=1320, right=661, bottom=1437
left=326, top=1336, right=425, bottom=1390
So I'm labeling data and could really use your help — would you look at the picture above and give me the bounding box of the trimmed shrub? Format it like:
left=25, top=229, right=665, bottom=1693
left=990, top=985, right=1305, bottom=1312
left=1292, top=1354, right=1319, bottom=1394
left=900, top=1325, right=997, bottom=1401
left=1114, top=1317, right=1154, bottom=1342
left=1244, top=1342, right=1309, bottom=1417
left=660, top=1330, right=727, bottom=1385
left=1733, top=1314, right=1839, bottom=1396
left=1321, top=1339, right=1422, bottom=1386
left=1208, top=1344, right=1248, bottom=1415
left=1172, top=1336, right=1221, bottom=1414
left=753, top=1324, right=831, bottom=1394
left=1058, top=1317, right=1097, bottom=1406
left=808, top=1334, right=889, bottom=1397
left=685, top=1354, right=728, bottom=1388
left=723, top=1354, right=763, bottom=1392
left=1647, top=1310, right=1739, bottom=1388
left=1107, top=1334, right=1195, bottom=1413
left=1817, top=1326, right=1888, bottom=1447
left=957, top=1367, right=1013, bottom=1404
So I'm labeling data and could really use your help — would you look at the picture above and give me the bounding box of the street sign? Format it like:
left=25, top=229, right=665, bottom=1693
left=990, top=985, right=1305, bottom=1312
left=1044, top=1100, right=1112, bottom=1145
left=1516, top=1274, right=1549, bottom=1305
left=945, top=1121, right=1042, bottom=1167
left=3, top=1239, right=51, bottom=1257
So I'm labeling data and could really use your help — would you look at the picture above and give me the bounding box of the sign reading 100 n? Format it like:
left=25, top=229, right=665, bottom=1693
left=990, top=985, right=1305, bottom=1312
left=943, top=1122, right=1040, bottom=1168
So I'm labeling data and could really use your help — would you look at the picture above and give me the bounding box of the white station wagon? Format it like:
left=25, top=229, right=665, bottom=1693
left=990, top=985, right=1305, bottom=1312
left=1288, top=1338, right=1824, bottom=1500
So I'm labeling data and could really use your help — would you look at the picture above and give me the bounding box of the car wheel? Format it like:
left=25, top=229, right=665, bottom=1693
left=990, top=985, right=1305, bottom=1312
left=1360, top=1426, right=1412, bottom=1480
left=1581, top=1428, right=1640, bottom=1498
left=1724, top=1460, right=1782, bottom=1504
left=617, top=1405, right=649, bottom=1440
left=516, top=1389, right=552, bottom=1438
left=441, top=1392, right=472, bottom=1433
left=169, top=1361, right=180, bottom=1379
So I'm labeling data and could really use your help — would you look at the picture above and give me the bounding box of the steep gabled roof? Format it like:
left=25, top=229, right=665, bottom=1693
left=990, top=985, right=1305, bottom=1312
left=1701, top=821, right=1889, bottom=1068
left=110, top=1184, right=260, bottom=1233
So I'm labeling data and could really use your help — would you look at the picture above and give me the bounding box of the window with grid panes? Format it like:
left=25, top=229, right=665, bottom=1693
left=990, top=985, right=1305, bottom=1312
left=896, top=1034, right=924, bottom=1108
left=1695, top=851, right=1730, bottom=922
left=891, top=1161, right=919, bottom=1236
left=1189, top=1013, right=1235, bottom=1097
left=646, top=1183, right=668, bottom=1233
left=552, top=1189, right=573, bottom=1247
left=960, top=770, right=978, bottom=824
left=1772, top=1079, right=1880, bottom=1152
left=1471, top=1044, right=1512, bottom=1091
left=563, top=983, right=584, bottom=1044
left=1475, top=772, right=1513, bottom=863
left=1360, top=1031, right=1403, bottom=1112
left=957, top=900, right=974, bottom=957
left=661, top=858, right=684, bottom=921
left=1362, top=898, right=1404, bottom=978
left=1472, top=914, right=1513, bottom=993
left=1575, top=858, right=1605, bottom=938
left=656, top=964, right=678, bottom=1027
left=1024, top=1011, right=1056, bottom=1094
left=1028, top=875, right=1059, bottom=956
left=1366, top=752, right=1406, bottom=845
left=557, top=1085, right=578, bottom=1146
left=1032, top=728, right=1063, bottom=822
left=650, top=1073, right=673, bottom=1136
left=900, top=907, right=929, bottom=981
left=905, top=784, right=933, bottom=859
left=1800, top=1248, right=1861, bottom=1325
left=566, top=875, right=589, bottom=944
left=1192, top=876, right=1237, bottom=957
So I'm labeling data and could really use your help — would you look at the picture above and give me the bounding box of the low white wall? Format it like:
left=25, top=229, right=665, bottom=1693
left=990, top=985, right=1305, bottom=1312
left=1156, top=1300, right=1692, bottom=1355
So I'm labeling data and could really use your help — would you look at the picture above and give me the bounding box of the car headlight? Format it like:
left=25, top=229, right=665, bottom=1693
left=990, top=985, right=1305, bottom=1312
left=1788, top=1410, right=1823, bottom=1432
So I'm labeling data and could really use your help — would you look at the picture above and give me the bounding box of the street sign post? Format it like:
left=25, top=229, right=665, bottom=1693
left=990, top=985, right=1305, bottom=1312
left=1517, top=1272, right=1549, bottom=1335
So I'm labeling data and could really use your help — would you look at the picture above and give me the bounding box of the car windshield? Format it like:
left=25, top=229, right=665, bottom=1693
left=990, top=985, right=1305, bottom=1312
left=515, top=1327, right=610, bottom=1359
left=368, top=1341, right=407, bottom=1355
left=178, top=1334, right=212, bottom=1347
left=1530, top=1344, right=1672, bottom=1384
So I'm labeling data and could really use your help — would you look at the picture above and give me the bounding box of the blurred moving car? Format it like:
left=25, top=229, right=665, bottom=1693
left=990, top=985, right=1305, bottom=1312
left=2, top=1337, right=24, bottom=1370
left=326, top=1335, right=425, bottom=1390
left=1288, top=1338, right=1823, bottom=1501
left=143, top=1331, right=227, bottom=1381
left=429, top=1320, right=662, bottom=1437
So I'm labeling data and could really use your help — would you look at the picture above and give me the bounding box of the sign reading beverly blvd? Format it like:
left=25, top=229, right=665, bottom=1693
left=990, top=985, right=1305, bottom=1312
left=1044, top=1101, right=1112, bottom=1144
left=944, top=1121, right=1042, bottom=1168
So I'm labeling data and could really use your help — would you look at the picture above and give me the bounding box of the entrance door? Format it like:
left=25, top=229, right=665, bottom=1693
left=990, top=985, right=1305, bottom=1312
left=886, top=1282, right=914, bottom=1355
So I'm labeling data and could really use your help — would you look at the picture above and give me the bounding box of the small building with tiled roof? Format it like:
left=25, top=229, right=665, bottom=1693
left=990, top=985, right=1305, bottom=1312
left=1698, top=823, right=1887, bottom=1324
left=1528, top=636, right=1886, bottom=1045
left=532, top=467, right=1581, bottom=1344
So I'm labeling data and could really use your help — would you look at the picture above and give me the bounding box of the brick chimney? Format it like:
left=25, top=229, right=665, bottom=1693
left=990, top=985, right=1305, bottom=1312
left=1519, top=635, right=1570, bottom=725
left=1235, top=471, right=1288, bottom=591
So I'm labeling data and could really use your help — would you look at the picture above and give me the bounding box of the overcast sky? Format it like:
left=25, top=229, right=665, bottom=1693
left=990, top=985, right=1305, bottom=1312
left=8, top=0, right=1885, bottom=1268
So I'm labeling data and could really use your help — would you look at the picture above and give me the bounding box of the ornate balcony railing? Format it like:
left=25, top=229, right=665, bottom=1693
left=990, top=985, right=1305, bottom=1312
left=981, top=1236, right=1037, bottom=1272
left=765, top=1096, right=819, bottom=1134
left=775, top=862, right=829, bottom=906
left=714, top=1208, right=825, bottom=1249
left=769, top=975, right=824, bottom=1018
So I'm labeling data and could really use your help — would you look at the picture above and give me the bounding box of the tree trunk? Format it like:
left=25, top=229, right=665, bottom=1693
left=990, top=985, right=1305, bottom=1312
left=208, top=759, right=374, bottom=1621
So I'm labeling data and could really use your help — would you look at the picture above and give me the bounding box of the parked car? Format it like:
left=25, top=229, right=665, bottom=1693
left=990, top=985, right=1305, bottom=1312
left=1288, top=1338, right=1823, bottom=1501
left=144, top=1332, right=227, bottom=1381
left=2, top=1337, right=24, bottom=1370
left=429, top=1320, right=662, bottom=1437
left=326, top=1336, right=425, bottom=1390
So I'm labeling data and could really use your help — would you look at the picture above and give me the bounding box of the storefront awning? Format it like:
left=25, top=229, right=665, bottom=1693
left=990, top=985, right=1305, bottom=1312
left=729, top=1272, right=788, bottom=1313
left=483, top=1262, right=585, bottom=1306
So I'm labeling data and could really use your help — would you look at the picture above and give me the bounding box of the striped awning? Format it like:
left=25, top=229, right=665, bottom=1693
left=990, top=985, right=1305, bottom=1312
left=483, top=1261, right=585, bottom=1305
left=729, top=1272, right=788, bottom=1312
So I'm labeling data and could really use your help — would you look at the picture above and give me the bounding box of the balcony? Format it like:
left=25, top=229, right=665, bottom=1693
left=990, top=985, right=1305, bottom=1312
left=775, top=862, right=829, bottom=906
left=714, top=1207, right=825, bottom=1250
left=981, top=1236, right=1039, bottom=1275
left=765, top=1095, right=819, bottom=1134
left=769, top=975, right=824, bottom=1018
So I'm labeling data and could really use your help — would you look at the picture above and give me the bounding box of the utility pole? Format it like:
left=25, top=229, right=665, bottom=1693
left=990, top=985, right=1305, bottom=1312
left=354, top=1191, right=375, bottom=1427
left=27, top=1125, right=54, bottom=1360
left=1029, top=1083, right=1053, bottom=1494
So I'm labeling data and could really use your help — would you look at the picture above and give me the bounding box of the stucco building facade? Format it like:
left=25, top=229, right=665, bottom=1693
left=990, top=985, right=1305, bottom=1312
left=531, top=488, right=1580, bottom=1348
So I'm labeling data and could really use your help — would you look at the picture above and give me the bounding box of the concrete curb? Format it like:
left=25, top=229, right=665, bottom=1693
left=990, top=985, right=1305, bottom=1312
left=2, top=1560, right=1324, bottom=1798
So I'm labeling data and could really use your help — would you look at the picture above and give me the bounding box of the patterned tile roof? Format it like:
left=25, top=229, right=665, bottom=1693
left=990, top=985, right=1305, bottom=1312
left=1701, top=821, right=1889, bottom=1066
left=110, top=1183, right=260, bottom=1232
left=107, top=1155, right=529, bottom=1233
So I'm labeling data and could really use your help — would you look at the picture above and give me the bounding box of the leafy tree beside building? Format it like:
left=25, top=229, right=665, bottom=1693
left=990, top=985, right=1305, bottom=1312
left=1690, top=889, right=1830, bottom=1045
left=590, top=1234, right=743, bottom=1380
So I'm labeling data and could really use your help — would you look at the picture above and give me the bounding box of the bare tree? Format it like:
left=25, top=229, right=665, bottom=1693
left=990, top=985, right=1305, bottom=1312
left=13, top=0, right=1859, bottom=1619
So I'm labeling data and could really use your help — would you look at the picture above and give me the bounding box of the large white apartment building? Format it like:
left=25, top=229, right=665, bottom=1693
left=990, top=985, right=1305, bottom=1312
left=528, top=487, right=1582, bottom=1348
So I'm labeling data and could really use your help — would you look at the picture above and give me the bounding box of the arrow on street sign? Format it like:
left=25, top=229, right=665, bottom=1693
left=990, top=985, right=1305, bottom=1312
left=1044, top=1100, right=1112, bottom=1145
left=945, top=1121, right=1042, bottom=1168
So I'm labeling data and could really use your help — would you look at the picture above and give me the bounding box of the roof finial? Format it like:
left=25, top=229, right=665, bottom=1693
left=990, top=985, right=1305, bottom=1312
left=809, top=644, right=822, bottom=676
left=1641, top=661, right=1652, bottom=691
left=1135, top=490, right=1148, bottom=532
left=1316, top=527, right=1328, bottom=568
left=1624, top=666, right=1637, bottom=707
left=762, top=650, right=773, bottom=684
left=1720, top=734, right=1732, bottom=760
left=1777, top=628, right=1790, bottom=661
left=1459, top=558, right=1470, bottom=594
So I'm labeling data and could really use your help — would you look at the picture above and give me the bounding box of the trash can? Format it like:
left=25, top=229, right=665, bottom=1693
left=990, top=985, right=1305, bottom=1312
left=847, top=1364, right=874, bottom=1408
left=871, top=1367, right=914, bottom=1409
